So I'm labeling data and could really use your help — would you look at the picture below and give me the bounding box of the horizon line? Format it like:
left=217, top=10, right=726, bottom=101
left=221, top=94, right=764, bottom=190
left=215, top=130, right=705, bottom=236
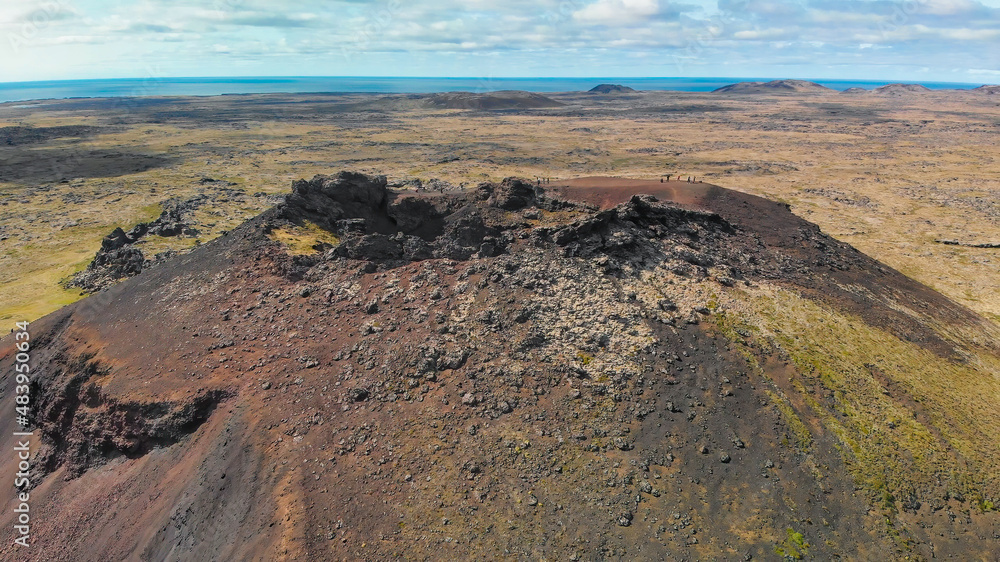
left=0, top=75, right=993, bottom=87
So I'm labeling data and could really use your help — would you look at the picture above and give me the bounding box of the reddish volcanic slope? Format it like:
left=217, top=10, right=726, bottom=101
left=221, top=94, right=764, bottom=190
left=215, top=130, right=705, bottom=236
left=1, top=173, right=997, bottom=561
left=548, top=177, right=717, bottom=210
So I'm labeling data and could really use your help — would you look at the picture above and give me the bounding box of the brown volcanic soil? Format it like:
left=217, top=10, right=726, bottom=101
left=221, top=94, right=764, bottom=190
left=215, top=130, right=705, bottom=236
left=1, top=173, right=998, bottom=560
left=548, top=177, right=716, bottom=209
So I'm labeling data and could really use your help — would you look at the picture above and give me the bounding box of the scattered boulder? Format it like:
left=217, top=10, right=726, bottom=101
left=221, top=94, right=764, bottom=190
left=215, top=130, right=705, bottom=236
left=486, top=177, right=538, bottom=211
left=101, top=227, right=134, bottom=251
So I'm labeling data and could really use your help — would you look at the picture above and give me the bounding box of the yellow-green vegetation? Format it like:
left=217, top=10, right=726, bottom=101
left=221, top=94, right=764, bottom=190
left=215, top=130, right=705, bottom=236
left=136, top=202, right=164, bottom=223
left=774, top=527, right=810, bottom=559
left=0, top=261, right=87, bottom=322
left=766, top=389, right=814, bottom=453
left=0, top=224, right=108, bottom=321
left=575, top=351, right=594, bottom=366
left=716, top=284, right=1000, bottom=516
left=706, top=291, right=720, bottom=312
left=267, top=221, right=341, bottom=255
left=0, top=198, right=195, bottom=321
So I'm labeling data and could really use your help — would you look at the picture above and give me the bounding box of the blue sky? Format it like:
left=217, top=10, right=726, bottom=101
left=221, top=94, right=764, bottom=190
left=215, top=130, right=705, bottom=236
left=1, top=0, right=998, bottom=83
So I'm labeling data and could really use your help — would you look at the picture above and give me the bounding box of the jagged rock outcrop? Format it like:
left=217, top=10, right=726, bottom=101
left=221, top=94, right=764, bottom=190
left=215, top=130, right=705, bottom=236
left=69, top=196, right=205, bottom=292
left=90, top=244, right=145, bottom=280
left=481, top=176, right=539, bottom=210
left=145, top=195, right=206, bottom=237
left=69, top=228, right=147, bottom=292
left=281, top=171, right=394, bottom=233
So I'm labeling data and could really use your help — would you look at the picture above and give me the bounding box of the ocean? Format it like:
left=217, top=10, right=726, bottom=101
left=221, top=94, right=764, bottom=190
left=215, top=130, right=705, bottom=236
left=0, top=76, right=988, bottom=104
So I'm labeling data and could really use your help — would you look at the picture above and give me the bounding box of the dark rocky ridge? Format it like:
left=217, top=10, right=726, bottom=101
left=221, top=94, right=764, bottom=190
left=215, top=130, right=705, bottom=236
left=265, top=171, right=583, bottom=267
left=69, top=195, right=208, bottom=292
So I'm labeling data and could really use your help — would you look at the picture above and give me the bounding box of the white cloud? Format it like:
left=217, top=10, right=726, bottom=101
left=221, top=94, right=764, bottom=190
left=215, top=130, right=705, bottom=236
left=918, top=0, right=982, bottom=16
left=0, top=1, right=78, bottom=25
left=732, top=28, right=791, bottom=40
left=1, top=0, right=998, bottom=82
left=574, top=0, right=665, bottom=24
left=936, top=27, right=1000, bottom=39
left=42, top=35, right=107, bottom=45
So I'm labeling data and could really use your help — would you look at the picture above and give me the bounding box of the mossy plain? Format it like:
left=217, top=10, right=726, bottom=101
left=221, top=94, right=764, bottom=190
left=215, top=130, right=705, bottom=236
left=2, top=90, right=998, bottom=323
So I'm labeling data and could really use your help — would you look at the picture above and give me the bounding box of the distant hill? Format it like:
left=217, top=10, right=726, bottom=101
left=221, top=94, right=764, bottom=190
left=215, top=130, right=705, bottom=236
left=588, top=84, right=636, bottom=94
left=872, top=83, right=932, bottom=95
left=423, top=91, right=563, bottom=110
left=840, top=87, right=869, bottom=95
left=712, top=79, right=835, bottom=94
left=972, top=85, right=1000, bottom=95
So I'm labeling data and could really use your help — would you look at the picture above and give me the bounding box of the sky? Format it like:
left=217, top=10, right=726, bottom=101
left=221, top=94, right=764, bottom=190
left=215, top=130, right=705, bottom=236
left=0, top=0, right=998, bottom=83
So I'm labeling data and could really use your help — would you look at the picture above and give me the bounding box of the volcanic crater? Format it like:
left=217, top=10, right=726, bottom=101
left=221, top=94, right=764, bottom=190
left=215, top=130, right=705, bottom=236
left=2, top=172, right=998, bottom=560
